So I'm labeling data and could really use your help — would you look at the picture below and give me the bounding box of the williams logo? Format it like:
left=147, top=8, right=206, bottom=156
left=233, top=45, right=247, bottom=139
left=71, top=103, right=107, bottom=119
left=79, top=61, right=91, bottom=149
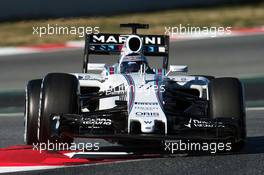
left=144, top=121, right=152, bottom=124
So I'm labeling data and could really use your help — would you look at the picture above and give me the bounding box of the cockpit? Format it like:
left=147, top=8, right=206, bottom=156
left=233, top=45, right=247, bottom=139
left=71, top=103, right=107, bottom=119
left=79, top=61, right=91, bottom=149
left=119, top=54, right=153, bottom=74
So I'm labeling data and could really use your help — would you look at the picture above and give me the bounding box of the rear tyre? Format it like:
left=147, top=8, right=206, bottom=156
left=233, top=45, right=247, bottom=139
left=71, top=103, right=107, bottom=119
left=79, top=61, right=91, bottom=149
left=39, top=73, right=79, bottom=145
left=24, top=79, right=42, bottom=145
left=209, top=78, right=246, bottom=151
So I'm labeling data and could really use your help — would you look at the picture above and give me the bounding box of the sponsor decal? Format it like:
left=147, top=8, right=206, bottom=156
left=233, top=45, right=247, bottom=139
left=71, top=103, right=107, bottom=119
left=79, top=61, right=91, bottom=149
left=134, top=106, right=159, bottom=110
left=92, top=35, right=163, bottom=45
left=135, top=112, right=159, bottom=117
left=184, top=118, right=225, bottom=128
left=135, top=102, right=158, bottom=105
left=78, top=75, right=91, bottom=80
left=83, top=118, right=112, bottom=126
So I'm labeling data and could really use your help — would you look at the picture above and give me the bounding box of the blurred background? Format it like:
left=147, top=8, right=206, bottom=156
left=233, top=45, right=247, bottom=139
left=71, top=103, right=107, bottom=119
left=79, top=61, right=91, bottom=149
left=0, top=0, right=264, bottom=45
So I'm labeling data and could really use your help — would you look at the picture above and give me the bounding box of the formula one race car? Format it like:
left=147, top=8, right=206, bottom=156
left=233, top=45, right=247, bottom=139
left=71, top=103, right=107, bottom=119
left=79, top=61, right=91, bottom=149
left=24, top=23, right=246, bottom=153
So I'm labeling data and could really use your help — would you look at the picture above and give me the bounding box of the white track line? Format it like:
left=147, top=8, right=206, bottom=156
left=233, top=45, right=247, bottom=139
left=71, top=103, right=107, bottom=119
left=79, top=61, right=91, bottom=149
left=64, top=152, right=132, bottom=158
left=0, top=166, right=65, bottom=173
left=0, top=112, right=23, bottom=117
left=246, top=107, right=264, bottom=111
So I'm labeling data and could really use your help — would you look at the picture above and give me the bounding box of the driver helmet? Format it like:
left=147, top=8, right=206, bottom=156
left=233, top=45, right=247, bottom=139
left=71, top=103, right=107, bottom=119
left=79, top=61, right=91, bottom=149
left=120, top=53, right=148, bottom=73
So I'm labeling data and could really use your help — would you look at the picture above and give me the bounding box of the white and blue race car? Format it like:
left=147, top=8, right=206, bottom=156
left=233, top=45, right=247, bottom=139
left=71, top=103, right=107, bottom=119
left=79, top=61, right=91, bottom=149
left=24, top=23, right=246, bottom=153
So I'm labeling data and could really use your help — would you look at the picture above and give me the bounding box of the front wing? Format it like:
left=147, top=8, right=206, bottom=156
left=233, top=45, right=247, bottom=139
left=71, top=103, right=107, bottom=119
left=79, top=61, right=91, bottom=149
left=50, top=108, right=243, bottom=143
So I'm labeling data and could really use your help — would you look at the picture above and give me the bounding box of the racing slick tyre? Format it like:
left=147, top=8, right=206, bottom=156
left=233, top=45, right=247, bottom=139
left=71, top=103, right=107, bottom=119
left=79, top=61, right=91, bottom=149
left=209, top=77, right=246, bottom=151
left=39, top=73, right=79, bottom=145
left=24, top=79, right=42, bottom=145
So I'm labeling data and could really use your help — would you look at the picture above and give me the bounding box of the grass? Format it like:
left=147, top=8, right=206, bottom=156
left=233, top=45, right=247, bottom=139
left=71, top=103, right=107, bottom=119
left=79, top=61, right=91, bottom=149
left=0, top=3, right=263, bottom=46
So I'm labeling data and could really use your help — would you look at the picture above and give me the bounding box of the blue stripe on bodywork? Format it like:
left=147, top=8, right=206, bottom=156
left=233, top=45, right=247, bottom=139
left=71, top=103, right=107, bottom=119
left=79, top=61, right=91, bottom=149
left=154, top=74, right=164, bottom=111
left=123, top=75, right=135, bottom=114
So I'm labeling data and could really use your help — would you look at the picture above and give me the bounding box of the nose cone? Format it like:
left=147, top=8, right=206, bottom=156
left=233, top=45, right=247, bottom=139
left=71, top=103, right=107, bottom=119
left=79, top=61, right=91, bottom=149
left=141, top=120, right=155, bottom=133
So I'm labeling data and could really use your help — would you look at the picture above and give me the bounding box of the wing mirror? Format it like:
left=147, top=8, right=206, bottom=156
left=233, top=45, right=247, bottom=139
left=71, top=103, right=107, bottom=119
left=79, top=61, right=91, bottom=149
left=87, top=63, right=106, bottom=71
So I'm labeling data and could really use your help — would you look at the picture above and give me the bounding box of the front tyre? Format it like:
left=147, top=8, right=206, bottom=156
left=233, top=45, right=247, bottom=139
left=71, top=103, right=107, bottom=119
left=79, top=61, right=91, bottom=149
left=24, top=79, right=42, bottom=145
left=209, top=77, right=246, bottom=151
left=38, top=73, right=79, bottom=145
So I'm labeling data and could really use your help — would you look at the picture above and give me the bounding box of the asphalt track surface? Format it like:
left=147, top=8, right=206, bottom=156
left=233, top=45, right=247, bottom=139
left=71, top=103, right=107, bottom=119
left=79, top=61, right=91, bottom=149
left=0, top=34, right=264, bottom=174
left=1, top=109, right=264, bottom=175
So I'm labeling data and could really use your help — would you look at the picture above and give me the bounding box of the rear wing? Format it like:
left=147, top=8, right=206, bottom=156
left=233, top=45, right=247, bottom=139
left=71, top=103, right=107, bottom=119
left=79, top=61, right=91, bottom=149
left=83, top=33, right=169, bottom=73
